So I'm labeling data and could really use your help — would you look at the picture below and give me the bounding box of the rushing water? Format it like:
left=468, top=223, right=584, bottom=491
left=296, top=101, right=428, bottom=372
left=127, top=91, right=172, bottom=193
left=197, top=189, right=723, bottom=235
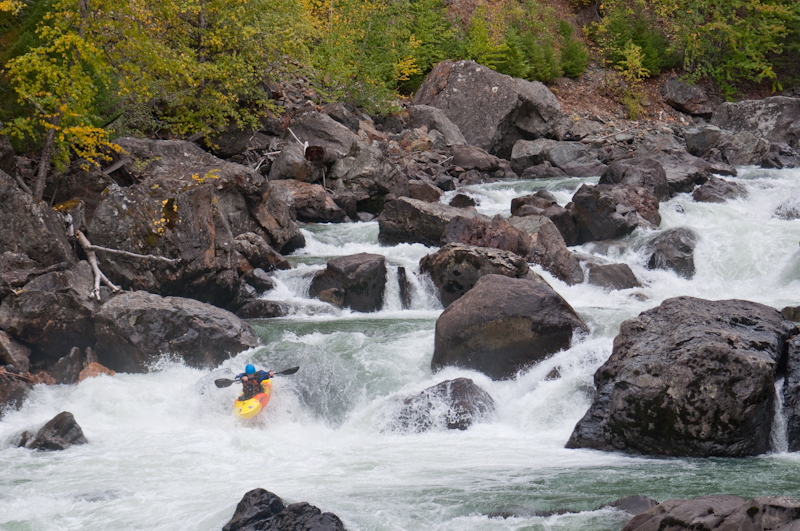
left=2, top=167, right=800, bottom=531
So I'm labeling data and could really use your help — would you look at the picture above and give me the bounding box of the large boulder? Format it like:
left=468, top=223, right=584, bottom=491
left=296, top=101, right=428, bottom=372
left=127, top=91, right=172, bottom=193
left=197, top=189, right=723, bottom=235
left=585, top=262, right=642, bottom=290
left=223, top=488, right=346, bottom=531
left=0, top=252, right=68, bottom=304
left=508, top=215, right=583, bottom=284
left=623, top=495, right=800, bottom=531
left=328, top=142, right=408, bottom=214
left=270, top=180, right=347, bottom=223
left=432, top=275, right=588, bottom=380
left=566, top=296, right=798, bottom=457
left=781, top=336, right=800, bottom=451
left=94, top=291, right=259, bottom=373
left=308, top=253, right=387, bottom=313
left=445, top=214, right=531, bottom=258
left=233, top=233, right=291, bottom=272
left=0, top=181, right=76, bottom=267
left=0, top=378, right=30, bottom=416
left=0, top=261, right=99, bottom=363
left=642, top=227, right=698, bottom=279
left=377, top=197, right=482, bottom=247
left=511, top=139, right=606, bottom=177
left=267, top=143, right=325, bottom=184
left=570, top=184, right=661, bottom=244
left=711, top=96, right=800, bottom=148
left=407, top=105, right=467, bottom=146
left=599, top=158, right=670, bottom=202
left=662, top=78, right=715, bottom=117
left=22, top=411, right=88, bottom=451
left=412, top=60, right=563, bottom=157
left=285, top=107, right=362, bottom=163
left=393, top=377, right=495, bottom=431
left=633, top=134, right=719, bottom=195
left=0, top=329, right=31, bottom=372
left=419, top=244, right=543, bottom=307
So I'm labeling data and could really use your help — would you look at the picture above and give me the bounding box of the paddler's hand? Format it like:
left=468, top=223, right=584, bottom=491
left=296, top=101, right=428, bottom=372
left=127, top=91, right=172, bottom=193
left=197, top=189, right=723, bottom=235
left=268, top=371, right=274, bottom=378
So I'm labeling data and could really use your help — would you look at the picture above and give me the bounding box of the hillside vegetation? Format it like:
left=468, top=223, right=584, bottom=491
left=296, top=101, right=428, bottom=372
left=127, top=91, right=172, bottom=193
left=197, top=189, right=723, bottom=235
left=0, top=0, right=798, bottom=175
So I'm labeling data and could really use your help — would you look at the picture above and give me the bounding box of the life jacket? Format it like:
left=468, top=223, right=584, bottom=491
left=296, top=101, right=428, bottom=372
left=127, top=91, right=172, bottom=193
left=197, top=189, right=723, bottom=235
left=240, top=378, right=263, bottom=400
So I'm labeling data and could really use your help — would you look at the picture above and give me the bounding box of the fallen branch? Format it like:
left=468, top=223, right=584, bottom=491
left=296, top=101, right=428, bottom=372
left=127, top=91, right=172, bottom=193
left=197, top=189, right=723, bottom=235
left=76, top=230, right=121, bottom=299
left=75, top=231, right=179, bottom=263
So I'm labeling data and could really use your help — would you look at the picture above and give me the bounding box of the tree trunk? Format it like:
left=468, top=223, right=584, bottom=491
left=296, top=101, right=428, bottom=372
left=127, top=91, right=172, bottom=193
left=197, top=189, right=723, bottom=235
left=33, top=113, right=62, bottom=201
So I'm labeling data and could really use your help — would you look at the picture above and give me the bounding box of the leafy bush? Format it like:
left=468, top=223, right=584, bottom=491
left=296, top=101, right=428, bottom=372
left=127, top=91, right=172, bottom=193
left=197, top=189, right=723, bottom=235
left=558, top=20, right=589, bottom=78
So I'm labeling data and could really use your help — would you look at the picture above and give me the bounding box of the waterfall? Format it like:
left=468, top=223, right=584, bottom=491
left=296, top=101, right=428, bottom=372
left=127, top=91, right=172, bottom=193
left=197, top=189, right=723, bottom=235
left=771, top=377, right=789, bottom=454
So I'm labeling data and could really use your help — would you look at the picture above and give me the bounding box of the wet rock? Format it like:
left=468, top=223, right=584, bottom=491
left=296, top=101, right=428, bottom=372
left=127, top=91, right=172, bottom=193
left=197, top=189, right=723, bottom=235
left=445, top=214, right=531, bottom=258
left=586, top=262, right=642, bottom=290
left=0, top=181, right=76, bottom=267
left=242, top=268, right=275, bottom=293
left=0, top=378, right=30, bottom=416
left=567, top=296, right=798, bottom=457
left=662, top=78, right=715, bottom=117
left=761, top=142, right=800, bottom=170
left=309, top=253, right=386, bottom=313
left=775, top=198, right=800, bottom=221
left=633, top=134, right=716, bottom=195
left=717, top=129, right=771, bottom=166
left=783, top=306, right=800, bottom=322
left=570, top=184, right=661, bottom=244
left=711, top=96, right=800, bottom=148
left=602, top=495, right=659, bottom=516
left=270, top=179, right=347, bottom=223
left=408, top=179, right=444, bottom=203
left=223, top=488, right=346, bottom=531
left=508, top=215, right=583, bottom=285
left=398, top=266, right=412, bottom=310
left=394, top=377, right=495, bottom=431
left=519, top=161, right=568, bottom=179
left=51, top=347, right=86, bottom=385
left=78, top=362, right=115, bottom=382
left=23, top=411, right=88, bottom=451
left=599, top=158, right=669, bottom=202
left=542, top=204, right=581, bottom=246
left=267, top=143, right=325, bottom=184
left=378, top=197, right=482, bottom=247
left=432, top=275, right=588, bottom=380
left=234, top=233, right=290, bottom=273
left=235, top=300, right=290, bottom=319
left=510, top=192, right=557, bottom=215
left=407, top=105, right=467, bottom=146
left=781, top=336, right=800, bottom=451
left=448, top=193, right=476, bottom=208
left=0, top=261, right=98, bottom=363
left=94, top=291, right=259, bottom=373
left=413, top=60, right=563, bottom=157
left=622, top=495, right=800, bottom=531
left=643, top=227, right=698, bottom=279
left=328, top=142, right=408, bottom=215
left=692, top=176, right=748, bottom=203
left=420, top=244, right=542, bottom=307
left=0, top=330, right=30, bottom=373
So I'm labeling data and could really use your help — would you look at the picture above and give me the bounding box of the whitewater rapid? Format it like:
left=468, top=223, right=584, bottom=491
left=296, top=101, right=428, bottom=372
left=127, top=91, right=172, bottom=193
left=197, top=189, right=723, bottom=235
left=1, top=167, right=799, bottom=530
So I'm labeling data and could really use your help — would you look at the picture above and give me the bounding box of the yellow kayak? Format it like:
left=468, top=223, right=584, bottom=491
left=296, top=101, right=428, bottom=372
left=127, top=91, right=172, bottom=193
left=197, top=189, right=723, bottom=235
left=233, top=379, right=272, bottom=419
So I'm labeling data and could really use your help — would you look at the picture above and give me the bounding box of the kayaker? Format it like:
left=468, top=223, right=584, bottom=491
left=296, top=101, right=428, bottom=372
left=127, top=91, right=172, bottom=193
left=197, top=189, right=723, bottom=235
left=236, top=364, right=274, bottom=400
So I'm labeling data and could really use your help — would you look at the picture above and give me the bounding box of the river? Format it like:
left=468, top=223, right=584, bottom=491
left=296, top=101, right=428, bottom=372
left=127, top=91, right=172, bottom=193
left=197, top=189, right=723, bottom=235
left=1, top=167, right=800, bottom=530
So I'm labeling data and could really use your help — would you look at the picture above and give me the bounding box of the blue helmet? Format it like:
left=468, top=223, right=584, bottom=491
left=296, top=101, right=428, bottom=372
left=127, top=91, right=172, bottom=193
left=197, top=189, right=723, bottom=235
left=245, top=364, right=255, bottom=375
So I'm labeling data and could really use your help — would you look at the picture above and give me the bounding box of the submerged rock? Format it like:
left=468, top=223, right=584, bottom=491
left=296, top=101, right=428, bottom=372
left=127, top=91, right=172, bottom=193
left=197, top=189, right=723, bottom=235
left=643, top=227, right=698, bottom=279
left=692, top=176, right=748, bottom=203
left=223, top=488, right=346, bottom=531
left=567, top=296, right=798, bottom=457
left=432, top=275, right=588, bottom=380
left=394, top=377, right=495, bottom=432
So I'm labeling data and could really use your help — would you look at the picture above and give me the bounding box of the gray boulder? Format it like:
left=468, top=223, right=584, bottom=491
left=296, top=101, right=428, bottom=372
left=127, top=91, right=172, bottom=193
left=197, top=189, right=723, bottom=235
left=413, top=60, right=563, bottom=157
left=567, top=296, right=798, bottom=457
left=235, top=300, right=290, bottom=320
left=267, top=143, right=324, bottom=184
left=378, top=197, right=482, bottom=247
left=419, top=244, right=542, bottom=307
left=712, top=96, right=800, bottom=148
left=633, top=134, right=720, bottom=195
left=308, top=253, right=386, bottom=313
left=599, top=158, right=670, bottom=202
left=643, top=227, right=698, bottom=279
left=586, top=262, right=642, bottom=290
left=570, top=184, right=661, bottom=244
left=445, top=214, right=531, bottom=259
left=0, top=329, right=31, bottom=372
left=511, top=139, right=605, bottom=177
left=692, top=176, right=748, bottom=203
left=508, top=215, right=584, bottom=285
left=285, top=108, right=362, bottom=163
left=328, top=142, right=408, bottom=214
left=432, top=275, right=588, bottom=380
left=223, top=488, right=345, bottom=531
left=22, top=411, right=88, bottom=451
left=94, top=291, right=259, bottom=373
left=270, top=180, right=347, bottom=223
left=407, top=105, right=467, bottom=146
left=394, top=377, right=495, bottom=431
left=234, top=233, right=291, bottom=272
left=781, top=336, right=800, bottom=451
left=662, top=78, right=715, bottom=117
left=0, top=378, right=29, bottom=416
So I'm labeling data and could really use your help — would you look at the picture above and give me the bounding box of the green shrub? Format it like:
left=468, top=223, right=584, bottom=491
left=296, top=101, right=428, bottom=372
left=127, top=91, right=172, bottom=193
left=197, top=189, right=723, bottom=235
left=558, top=20, right=589, bottom=78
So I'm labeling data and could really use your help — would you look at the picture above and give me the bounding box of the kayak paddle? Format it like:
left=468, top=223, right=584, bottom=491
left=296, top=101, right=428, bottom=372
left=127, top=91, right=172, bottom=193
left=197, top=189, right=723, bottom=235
left=214, top=366, right=300, bottom=388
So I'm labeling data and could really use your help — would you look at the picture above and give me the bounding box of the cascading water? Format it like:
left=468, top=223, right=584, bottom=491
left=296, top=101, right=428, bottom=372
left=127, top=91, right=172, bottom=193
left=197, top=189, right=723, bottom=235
left=2, top=167, right=800, bottom=531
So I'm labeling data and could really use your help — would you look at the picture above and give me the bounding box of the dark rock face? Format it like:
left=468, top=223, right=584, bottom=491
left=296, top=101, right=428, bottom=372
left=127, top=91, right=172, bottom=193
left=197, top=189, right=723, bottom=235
left=662, top=78, right=715, bottom=117
left=432, top=275, right=588, bottom=380
left=586, top=262, right=642, bottom=290
left=781, top=336, right=800, bottom=451
left=507, top=215, right=583, bottom=285
left=242, top=268, right=274, bottom=293
left=0, top=261, right=99, bottom=363
left=566, top=296, right=798, bottom=457
left=52, top=169, right=117, bottom=224
left=223, top=488, right=346, bottom=531
left=0, top=181, right=76, bottom=267
left=267, top=144, right=325, bottom=184
left=622, top=495, right=800, bottom=531
left=420, top=244, right=541, bottom=307
left=407, top=105, right=467, bottom=146
left=408, top=179, right=444, bottom=203
left=643, top=227, right=698, bottom=279
left=51, top=347, right=86, bottom=385
left=711, top=96, right=800, bottom=148
left=0, top=329, right=31, bottom=372
left=510, top=193, right=557, bottom=215
left=309, top=253, right=386, bottom=313
left=449, top=193, right=476, bottom=208
left=270, top=179, right=348, bottom=223
left=599, top=158, right=670, bottom=202
left=413, top=60, right=563, bottom=157
left=328, top=143, right=408, bottom=215
left=94, top=291, right=259, bottom=373
left=570, top=184, right=661, bottom=244
left=445, top=214, right=531, bottom=259
left=0, top=252, right=68, bottom=304
left=0, top=379, right=30, bottom=416
left=235, top=300, right=290, bottom=319
left=378, top=197, right=482, bottom=247
left=234, top=233, right=291, bottom=272
left=633, top=134, right=716, bottom=195
left=447, top=144, right=504, bottom=172
left=511, top=139, right=606, bottom=177
left=23, top=411, right=88, bottom=451
left=692, top=176, right=748, bottom=203
left=783, top=306, right=800, bottom=322
left=394, top=377, right=495, bottom=431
